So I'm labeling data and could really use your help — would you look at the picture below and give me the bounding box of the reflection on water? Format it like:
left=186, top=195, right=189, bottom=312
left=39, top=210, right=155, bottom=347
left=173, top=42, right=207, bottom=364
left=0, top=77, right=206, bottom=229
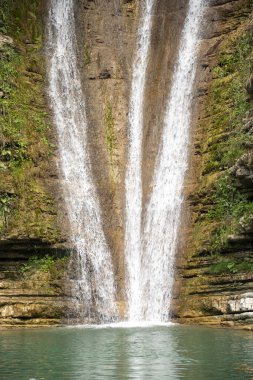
left=0, top=325, right=253, bottom=379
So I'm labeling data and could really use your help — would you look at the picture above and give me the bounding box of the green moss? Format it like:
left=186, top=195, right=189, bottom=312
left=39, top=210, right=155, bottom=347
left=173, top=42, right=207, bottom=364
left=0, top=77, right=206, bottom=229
left=0, top=42, right=50, bottom=161
left=198, top=173, right=253, bottom=252
left=193, top=23, right=253, bottom=257
left=207, top=175, right=253, bottom=221
left=203, top=32, right=252, bottom=175
left=0, top=0, right=42, bottom=43
left=0, top=1, right=61, bottom=242
left=0, top=192, right=15, bottom=231
left=19, top=255, right=69, bottom=296
left=83, top=44, right=91, bottom=65
left=104, top=102, right=117, bottom=159
left=20, top=255, right=69, bottom=277
left=208, top=259, right=253, bottom=275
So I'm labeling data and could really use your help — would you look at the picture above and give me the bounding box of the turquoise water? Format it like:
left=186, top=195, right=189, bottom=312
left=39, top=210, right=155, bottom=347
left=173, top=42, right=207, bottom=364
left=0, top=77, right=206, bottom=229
left=0, top=325, right=253, bottom=379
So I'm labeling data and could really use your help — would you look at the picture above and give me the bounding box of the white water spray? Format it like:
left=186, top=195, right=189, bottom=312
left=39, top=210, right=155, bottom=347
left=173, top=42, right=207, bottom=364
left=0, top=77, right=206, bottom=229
left=125, top=0, right=155, bottom=321
left=127, top=0, right=206, bottom=322
left=46, top=0, right=118, bottom=323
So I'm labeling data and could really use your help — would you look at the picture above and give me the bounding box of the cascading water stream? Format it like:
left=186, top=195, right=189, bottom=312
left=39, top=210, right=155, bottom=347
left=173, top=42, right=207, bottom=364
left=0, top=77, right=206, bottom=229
left=139, top=0, right=207, bottom=322
left=46, top=0, right=118, bottom=323
left=125, top=0, right=207, bottom=323
left=125, top=0, right=155, bottom=321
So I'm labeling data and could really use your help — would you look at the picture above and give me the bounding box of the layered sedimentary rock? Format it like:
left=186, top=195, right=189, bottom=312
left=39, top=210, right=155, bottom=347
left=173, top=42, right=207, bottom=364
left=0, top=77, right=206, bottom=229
left=0, top=0, right=189, bottom=326
left=74, top=0, right=192, bottom=311
left=0, top=243, right=69, bottom=327
left=0, top=0, right=70, bottom=327
left=176, top=0, right=253, bottom=330
left=1, top=0, right=253, bottom=328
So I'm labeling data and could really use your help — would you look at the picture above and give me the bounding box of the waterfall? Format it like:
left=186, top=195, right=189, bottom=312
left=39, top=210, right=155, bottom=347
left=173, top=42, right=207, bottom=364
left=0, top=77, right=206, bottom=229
left=125, top=0, right=155, bottom=321
left=126, top=0, right=206, bottom=322
left=46, top=0, right=118, bottom=323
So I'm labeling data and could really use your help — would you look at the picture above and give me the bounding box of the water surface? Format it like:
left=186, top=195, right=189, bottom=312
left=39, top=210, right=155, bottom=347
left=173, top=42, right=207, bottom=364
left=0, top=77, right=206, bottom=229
left=0, top=325, right=253, bottom=379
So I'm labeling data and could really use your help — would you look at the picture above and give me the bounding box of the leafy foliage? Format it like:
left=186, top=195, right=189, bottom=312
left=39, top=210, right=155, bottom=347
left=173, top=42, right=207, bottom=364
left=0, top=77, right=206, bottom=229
left=20, top=255, right=68, bottom=277
left=207, top=175, right=253, bottom=221
left=0, top=193, right=15, bottom=229
left=203, top=32, right=253, bottom=175
left=208, top=259, right=253, bottom=275
left=194, top=27, right=253, bottom=256
left=0, top=0, right=61, bottom=242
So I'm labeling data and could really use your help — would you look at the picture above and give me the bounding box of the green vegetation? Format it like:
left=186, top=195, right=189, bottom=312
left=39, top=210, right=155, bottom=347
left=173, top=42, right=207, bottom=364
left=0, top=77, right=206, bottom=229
left=208, top=259, right=253, bottom=275
left=206, top=175, right=253, bottom=250
left=20, top=255, right=68, bottom=277
left=83, top=44, right=91, bottom=65
left=19, top=254, right=69, bottom=297
left=104, top=102, right=117, bottom=159
left=203, top=31, right=252, bottom=175
left=0, top=0, right=61, bottom=241
left=206, top=175, right=252, bottom=221
left=0, top=193, right=15, bottom=229
left=0, top=0, right=42, bottom=40
left=194, top=25, right=253, bottom=256
left=0, top=41, right=51, bottom=169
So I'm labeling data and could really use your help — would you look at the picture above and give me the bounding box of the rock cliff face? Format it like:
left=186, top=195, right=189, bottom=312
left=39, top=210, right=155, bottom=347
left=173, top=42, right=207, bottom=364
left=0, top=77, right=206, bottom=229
left=74, top=0, right=189, bottom=307
left=176, top=0, right=253, bottom=330
left=1, top=0, right=253, bottom=327
left=0, top=0, right=70, bottom=327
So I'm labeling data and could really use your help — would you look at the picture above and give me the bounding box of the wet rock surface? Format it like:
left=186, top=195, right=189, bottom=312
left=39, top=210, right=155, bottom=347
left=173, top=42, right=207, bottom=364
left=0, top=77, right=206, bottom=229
left=176, top=0, right=253, bottom=330
left=1, top=0, right=253, bottom=328
left=0, top=244, right=70, bottom=328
